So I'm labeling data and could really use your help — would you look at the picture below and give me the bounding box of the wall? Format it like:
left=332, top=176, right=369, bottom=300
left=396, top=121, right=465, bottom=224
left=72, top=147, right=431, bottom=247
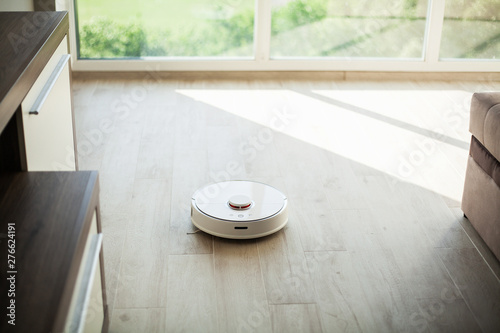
left=0, top=0, right=34, bottom=11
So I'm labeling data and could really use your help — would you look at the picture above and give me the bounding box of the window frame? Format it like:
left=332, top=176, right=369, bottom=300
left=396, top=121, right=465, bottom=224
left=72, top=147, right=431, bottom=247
left=61, top=0, right=500, bottom=72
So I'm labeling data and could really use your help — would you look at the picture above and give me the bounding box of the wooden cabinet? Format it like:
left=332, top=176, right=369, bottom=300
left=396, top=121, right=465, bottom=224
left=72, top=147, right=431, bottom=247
left=0, top=11, right=77, bottom=172
left=0, top=171, right=109, bottom=333
left=0, top=12, right=107, bottom=333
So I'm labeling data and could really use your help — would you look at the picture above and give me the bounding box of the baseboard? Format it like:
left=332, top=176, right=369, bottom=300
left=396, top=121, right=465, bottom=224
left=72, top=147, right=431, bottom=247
left=72, top=70, right=500, bottom=82
left=457, top=208, right=500, bottom=283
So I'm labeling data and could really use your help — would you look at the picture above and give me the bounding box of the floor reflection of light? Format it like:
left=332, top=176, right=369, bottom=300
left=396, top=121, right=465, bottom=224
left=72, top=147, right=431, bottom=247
left=176, top=88, right=472, bottom=202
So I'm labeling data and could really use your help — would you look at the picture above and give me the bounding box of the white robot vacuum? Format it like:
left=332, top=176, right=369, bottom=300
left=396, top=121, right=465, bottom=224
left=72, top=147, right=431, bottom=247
left=191, top=180, right=288, bottom=239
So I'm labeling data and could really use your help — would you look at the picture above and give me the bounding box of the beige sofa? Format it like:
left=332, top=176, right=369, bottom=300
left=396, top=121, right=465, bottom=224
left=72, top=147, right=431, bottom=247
left=462, top=92, right=500, bottom=261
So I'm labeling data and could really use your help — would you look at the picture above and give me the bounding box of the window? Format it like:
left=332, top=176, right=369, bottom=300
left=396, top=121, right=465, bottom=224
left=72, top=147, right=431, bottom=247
left=270, top=0, right=429, bottom=58
left=75, top=0, right=255, bottom=58
left=71, top=0, right=500, bottom=71
left=440, top=0, right=499, bottom=59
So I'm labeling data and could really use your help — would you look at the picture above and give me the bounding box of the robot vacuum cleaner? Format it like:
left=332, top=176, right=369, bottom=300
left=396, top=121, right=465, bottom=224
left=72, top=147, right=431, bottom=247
left=191, top=180, right=288, bottom=239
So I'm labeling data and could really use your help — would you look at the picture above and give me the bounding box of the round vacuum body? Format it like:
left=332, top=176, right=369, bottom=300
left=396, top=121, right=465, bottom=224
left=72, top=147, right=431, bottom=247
left=191, top=181, right=288, bottom=239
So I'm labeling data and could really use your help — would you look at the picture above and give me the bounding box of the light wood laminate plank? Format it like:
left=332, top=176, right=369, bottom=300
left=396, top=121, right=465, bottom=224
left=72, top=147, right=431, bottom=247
left=453, top=207, right=500, bottom=281
left=270, top=304, right=323, bottom=333
left=305, top=251, right=363, bottom=332
left=256, top=226, right=316, bottom=304
left=114, top=179, right=170, bottom=308
left=414, top=297, right=481, bottom=333
left=169, top=149, right=213, bottom=255
left=165, top=254, right=218, bottom=332
left=96, top=173, right=135, bottom=315
left=307, top=249, right=423, bottom=333
left=391, top=246, right=460, bottom=300
left=135, top=105, right=175, bottom=179
left=236, top=117, right=282, bottom=183
left=206, top=125, right=248, bottom=181
left=214, top=238, right=272, bottom=333
left=99, top=121, right=143, bottom=180
left=109, top=308, right=166, bottom=333
left=438, top=248, right=500, bottom=332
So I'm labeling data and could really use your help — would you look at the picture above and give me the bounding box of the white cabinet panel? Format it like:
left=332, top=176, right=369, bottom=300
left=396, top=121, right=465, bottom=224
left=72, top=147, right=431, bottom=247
left=65, top=211, right=105, bottom=333
left=23, top=36, right=68, bottom=111
left=84, top=213, right=105, bottom=333
left=21, top=36, right=76, bottom=171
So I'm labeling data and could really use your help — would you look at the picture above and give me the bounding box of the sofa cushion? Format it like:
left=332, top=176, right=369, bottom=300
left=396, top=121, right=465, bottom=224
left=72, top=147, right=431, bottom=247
left=469, top=92, right=500, bottom=155
left=484, top=104, right=500, bottom=162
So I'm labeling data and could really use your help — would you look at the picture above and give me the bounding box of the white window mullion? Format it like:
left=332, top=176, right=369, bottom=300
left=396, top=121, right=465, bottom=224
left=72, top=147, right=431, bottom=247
left=56, top=0, right=79, bottom=65
left=423, top=0, right=446, bottom=64
left=254, top=0, right=272, bottom=63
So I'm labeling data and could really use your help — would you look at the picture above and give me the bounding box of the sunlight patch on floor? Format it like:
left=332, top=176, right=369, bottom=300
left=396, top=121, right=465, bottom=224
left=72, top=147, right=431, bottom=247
left=176, top=88, right=472, bottom=202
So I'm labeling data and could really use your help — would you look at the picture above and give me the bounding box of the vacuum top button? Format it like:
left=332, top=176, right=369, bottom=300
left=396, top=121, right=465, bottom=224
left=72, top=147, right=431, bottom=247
left=228, top=195, right=252, bottom=209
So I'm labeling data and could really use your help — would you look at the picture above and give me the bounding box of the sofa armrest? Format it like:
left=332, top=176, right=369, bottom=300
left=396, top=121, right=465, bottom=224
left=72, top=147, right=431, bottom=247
left=470, top=92, right=500, bottom=161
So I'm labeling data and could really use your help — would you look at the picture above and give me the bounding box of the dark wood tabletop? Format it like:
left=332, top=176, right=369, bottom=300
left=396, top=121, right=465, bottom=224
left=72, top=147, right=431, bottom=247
left=0, top=11, right=68, bottom=133
left=0, top=171, right=100, bottom=332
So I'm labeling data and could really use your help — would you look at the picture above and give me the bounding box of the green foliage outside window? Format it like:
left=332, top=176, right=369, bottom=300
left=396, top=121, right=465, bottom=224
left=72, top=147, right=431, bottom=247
left=78, top=0, right=328, bottom=58
left=79, top=18, right=147, bottom=58
left=271, top=0, right=327, bottom=35
left=77, top=0, right=498, bottom=59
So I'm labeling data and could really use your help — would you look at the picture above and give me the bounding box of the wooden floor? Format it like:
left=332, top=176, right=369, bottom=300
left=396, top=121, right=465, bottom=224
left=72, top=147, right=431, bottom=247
left=72, top=75, right=500, bottom=333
